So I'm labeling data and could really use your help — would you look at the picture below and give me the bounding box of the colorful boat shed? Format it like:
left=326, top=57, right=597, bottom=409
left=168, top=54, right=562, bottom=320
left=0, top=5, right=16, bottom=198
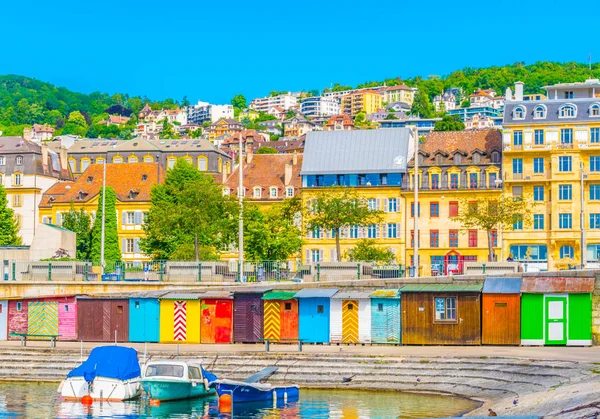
left=233, top=290, right=265, bottom=343
left=129, top=291, right=164, bottom=343
left=77, top=297, right=130, bottom=342
left=370, top=289, right=401, bottom=344
left=200, top=291, right=233, bottom=344
left=330, top=291, right=372, bottom=344
left=294, top=288, right=338, bottom=344
left=262, top=291, right=299, bottom=342
left=401, top=284, right=482, bottom=345
left=520, top=277, right=593, bottom=346
left=482, top=277, right=522, bottom=345
left=159, top=293, right=202, bottom=344
left=0, top=300, right=6, bottom=340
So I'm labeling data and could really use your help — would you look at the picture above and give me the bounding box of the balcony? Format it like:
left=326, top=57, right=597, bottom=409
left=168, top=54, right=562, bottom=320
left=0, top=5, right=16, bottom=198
left=403, top=181, right=502, bottom=191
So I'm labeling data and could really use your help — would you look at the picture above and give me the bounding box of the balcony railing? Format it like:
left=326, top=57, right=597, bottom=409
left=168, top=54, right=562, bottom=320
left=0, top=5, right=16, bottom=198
left=403, top=181, right=502, bottom=191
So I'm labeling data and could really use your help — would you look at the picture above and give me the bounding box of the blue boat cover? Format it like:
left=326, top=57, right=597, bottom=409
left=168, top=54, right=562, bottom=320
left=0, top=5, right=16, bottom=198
left=67, top=346, right=141, bottom=382
left=201, top=367, right=217, bottom=383
left=482, top=277, right=522, bottom=294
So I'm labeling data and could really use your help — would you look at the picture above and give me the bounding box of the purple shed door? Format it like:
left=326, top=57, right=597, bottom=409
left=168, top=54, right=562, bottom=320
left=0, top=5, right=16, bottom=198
left=234, top=295, right=263, bottom=343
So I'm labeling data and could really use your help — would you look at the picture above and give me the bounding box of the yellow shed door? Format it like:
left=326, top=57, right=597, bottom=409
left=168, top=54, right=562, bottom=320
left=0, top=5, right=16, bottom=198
left=342, top=300, right=359, bottom=344
left=263, top=301, right=281, bottom=341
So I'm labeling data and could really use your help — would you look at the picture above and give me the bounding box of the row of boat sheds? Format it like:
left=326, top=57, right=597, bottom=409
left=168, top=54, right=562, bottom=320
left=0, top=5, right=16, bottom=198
left=0, top=276, right=593, bottom=346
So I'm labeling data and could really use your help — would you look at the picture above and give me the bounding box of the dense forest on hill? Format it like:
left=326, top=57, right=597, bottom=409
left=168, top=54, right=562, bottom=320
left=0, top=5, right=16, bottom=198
left=1, top=61, right=599, bottom=137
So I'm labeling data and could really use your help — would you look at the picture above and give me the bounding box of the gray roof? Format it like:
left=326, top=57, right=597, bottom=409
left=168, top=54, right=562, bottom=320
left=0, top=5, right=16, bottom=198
left=160, top=292, right=203, bottom=300
left=294, top=288, right=338, bottom=298
left=482, top=277, right=522, bottom=294
left=504, top=99, right=600, bottom=125
left=200, top=291, right=233, bottom=299
left=301, top=129, right=413, bottom=175
left=331, top=291, right=372, bottom=299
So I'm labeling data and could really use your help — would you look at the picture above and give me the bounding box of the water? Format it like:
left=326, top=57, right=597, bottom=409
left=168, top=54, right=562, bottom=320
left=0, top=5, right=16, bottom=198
left=0, top=382, right=479, bottom=419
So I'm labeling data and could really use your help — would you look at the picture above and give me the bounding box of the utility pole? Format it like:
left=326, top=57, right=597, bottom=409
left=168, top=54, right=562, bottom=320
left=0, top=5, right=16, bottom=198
left=581, top=160, right=586, bottom=269
left=238, top=134, right=244, bottom=282
left=100, top=158, right=106, bottom=276
left=413, top=127, right=419, bottom=278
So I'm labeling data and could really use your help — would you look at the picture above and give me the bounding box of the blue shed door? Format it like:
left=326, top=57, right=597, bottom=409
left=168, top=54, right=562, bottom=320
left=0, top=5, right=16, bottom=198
left=371, top=299, right=401, bottom=344
left=129, top=299, right=160, bottom=342
left=299, top=298, right=330, bottom=343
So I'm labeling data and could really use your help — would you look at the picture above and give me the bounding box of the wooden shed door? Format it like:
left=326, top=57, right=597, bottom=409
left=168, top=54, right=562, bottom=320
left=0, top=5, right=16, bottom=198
left=280, top=299, right=298, bottom=341
left=263, top=301, right=281, bottom=341
left=28, top=302, right=58, bottom=340
left=110, top=301, right=128, bottom=342
left=545, top=297, right=567, bottom=345
left=342, top=300, right=359, bottom=344
left=0, top=301, right=7, bottom=340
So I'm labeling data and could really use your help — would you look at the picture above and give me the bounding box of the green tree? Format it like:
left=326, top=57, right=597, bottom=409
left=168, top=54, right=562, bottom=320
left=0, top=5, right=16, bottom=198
left=460, top=99, right=471, bottom=108
left=231, top=94, right=247, bottom=109
left=67, top=111, right=87, bottom=127
left=255, top=146, right=278, bottom=154
left=384, top=113, right=399, bottom=120
left=62, top=205, right=92, bottom=260
left=159, top=119, right=178, bottom=138
left=434, top=115, right=465, bottom=131
left=410, top=91, right=435, bottom=118
left=90, top=187, right=121, bottom=264
left=346, top=239, right=395, bottom=264
left=452, top=196, right=532, bottom=262
left=304, top=187, right=383, bottom=261
left=0, top=185, right=20, bottom=245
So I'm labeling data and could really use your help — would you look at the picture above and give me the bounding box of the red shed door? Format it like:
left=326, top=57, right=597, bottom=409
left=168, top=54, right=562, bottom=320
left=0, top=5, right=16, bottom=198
left=201, top=299, right=232, bottom=344
left=280, top=299, right=298, bottom=341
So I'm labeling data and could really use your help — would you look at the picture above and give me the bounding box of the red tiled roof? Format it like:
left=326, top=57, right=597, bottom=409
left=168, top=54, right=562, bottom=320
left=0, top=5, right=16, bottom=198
left=33, top=124, right=55, bottom=133
left=39, top=181, right=76, bottom=207
left=385, top=84, right=414, bottom=91
left=414, top=129, right=502, bottom=165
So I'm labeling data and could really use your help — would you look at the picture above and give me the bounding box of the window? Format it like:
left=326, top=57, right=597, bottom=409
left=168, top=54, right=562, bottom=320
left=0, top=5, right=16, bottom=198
left=12, top=194, right=21, bottom=207
left=126, top=212, right=135, bottom=224
left=253, top=187, right=261, bottom=198
left=126, top=238, right=135, bottom=253
left=473, top=153, right=480, bottom=164
left=0, top=156, right=5, bottom=165
left=534, top=105, right=546, bottom=119
left=311, top=228, right=321, bottom=239
left=534, top=129, right=544, bottom=145
left=491, top=152, right=500, bottom=163
left=590, top=214, right=600, bottom=229
left=311, top=249, right=321, bottom=262
left=489, top=172, right=497, bottom=188
left=168, top=158, right=176, bottom=169
left=492, top=229, right=498, bottom=247
left=81, top=159, right=90, bottom=172
left=435, top=155, right=443, bottom=165
left=533, top=158, right=544, bottom=173
left=449, top=230, right=458, bottom=247
left=286, top=187, right=294, bottom=197
left=560, top=128, right=573, bottom=144
left=468, top=230, right=477, bottom=247
left=592, top=128, right=600, bottom=143
left=317, top=305, right=324, bottom=314
left=454, top=154, right=461, bottom=165
left=564, top=91, right=574, bottom=99
left=449, top=201, right=459, bottom=217
left=368, top=198, right=377, bottom=210
left=16, top=302, right=22, bottom=311
left=559, top=156, right=572, bottom=172
left=430, top=230, right=439, bottom=247
left=534, top=214, right=545, bottom=230
left=559, top=184, right=572, bottom=200
left=434, top=297, right=457, bottom=322
left=560, top=245, right=574, bottom=259
left=431, top=173, right=440, bottom=189
left=534, top=186, right=544, bottom=201
left=15, top=156, right=23, bottom=165
left=377, top=303, right=384, bottom=312
left=388, top=198, right=397, bottom=212
left=513, top=107, right=525, bottom=120
left=143, top=156, right=154, bottom=162
left=285, top=303, right=292, bottom=310
left=68, top=159, right=76, bottom=172
left=469, top=173, right=478, bottom=189
left=559, top=213, right=572, bottom=229
left=350, top=225, right=359, bottom=239
left=113, top=157, right=123, bottom=164
left=387, top=223, right=397, bottom=238
left=13, top=173, right=21, bottom=186
left=430, top=202, right=439, bottom=217
left=367, top=224, right=377, bottom=238
left=410, top=202, right=420, bottom=217
left=198, top=157, right=208, bottom=171
left=512, top=158, right=523, bottom=174
left=135, top=301, right=140, bottom=309
left=591, top=156, right=600, bottom=172
left=410, top=230, right=420, bottom=247
left=513, top=131, right=523, bottom=145
left=559, top=104, right=576, bottom=117
left=65, top=305, right=69, bottom=312
left=510, top=245, right=548, bottom=261
left=270, top=187, right=277, bottom=198
left=591, top=184, right=600, bottom=200
left=128, top=156, right=138, bottom=163
left=513, top=218, right=523, bottom=230
left=449, top=173, right=459, bottom=189
left=591, top=104, right=600, bottom=116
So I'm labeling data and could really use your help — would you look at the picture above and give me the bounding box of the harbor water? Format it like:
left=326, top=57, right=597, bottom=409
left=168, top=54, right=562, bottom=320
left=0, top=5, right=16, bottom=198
left=0, top=382, right=480, bottom=418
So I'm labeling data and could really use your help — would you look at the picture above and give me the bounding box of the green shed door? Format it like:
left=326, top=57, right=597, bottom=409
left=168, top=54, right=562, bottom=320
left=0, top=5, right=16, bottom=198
left=545, top=296, right=567, bottom=345
left=521, top=294, right=544, bottom=343
left=567, top=294, right=592, bottom=344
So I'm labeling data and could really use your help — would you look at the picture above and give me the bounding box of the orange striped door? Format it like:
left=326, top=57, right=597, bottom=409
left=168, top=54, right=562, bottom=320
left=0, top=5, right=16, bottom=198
left=342, top=300, right=358, bottom=343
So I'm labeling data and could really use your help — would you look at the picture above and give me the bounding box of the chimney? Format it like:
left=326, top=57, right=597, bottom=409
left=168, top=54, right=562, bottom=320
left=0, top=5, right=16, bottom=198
left=41, top=142, right=49, bottom=166
left=292, top=152, right=298, bottom=166
left=514, top=82, right=524, bottom=101
left=59, top=146, right=69, bottom=171
left=246, top=144, right=253, bottom=164
left=505, top=87, right=513, bottom=101
left=285, top=161, right=292, bottom=185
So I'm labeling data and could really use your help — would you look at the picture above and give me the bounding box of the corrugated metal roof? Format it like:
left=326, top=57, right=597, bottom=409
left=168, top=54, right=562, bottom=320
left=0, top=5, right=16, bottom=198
left=482, top=277, right=522, bottom=294
left=300, top=129, right=413, bottom=175
left=200, top=291, right=233, bottom=299
left=331, top=291, right=372, bottom=299
left=370, top=289, right=401, bottom=298
left=294, top=288, right=338, bottom=298
left=160, top=292, right=203, bottom=300
left=261, top=291, right=297, bottom=301
left=400, top=284, right=483, bottom=292
left=521, top=277, right=594, bottom=293
left=232, top=288, right=270, bottom=295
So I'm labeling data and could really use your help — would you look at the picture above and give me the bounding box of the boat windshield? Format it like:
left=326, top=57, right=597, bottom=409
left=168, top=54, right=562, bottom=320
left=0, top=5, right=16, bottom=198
left=145, top=364, right=184, bottom=378
left=188, top=366, right=202, bottom=380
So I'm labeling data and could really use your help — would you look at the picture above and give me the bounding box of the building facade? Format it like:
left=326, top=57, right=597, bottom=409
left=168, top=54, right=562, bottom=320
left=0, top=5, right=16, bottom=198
left=282, top=115, right=316, bottom=137
left=208, top=118, right=243, bottom=143
left=325, top=114, right=354, bottom=131
left=187, top=101, right=234, bottom=125
left=300, top=96, right=340, bottom=117
left=340, top=91, right=383, bottom=117
left=382, top=85, right=417, bottom=105
left=249, top=93, right=299, bottom=113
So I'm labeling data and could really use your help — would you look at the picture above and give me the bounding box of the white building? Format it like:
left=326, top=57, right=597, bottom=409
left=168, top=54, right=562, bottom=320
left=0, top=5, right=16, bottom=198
left=249, top=93, right=299, bottom=113
left=300, top=96, right=340, bottom=117
left=433, top=91, right=457, bottom=112
left=187, top=101, right=234, bottom=125
left=322, top=86, right=387, bottom=101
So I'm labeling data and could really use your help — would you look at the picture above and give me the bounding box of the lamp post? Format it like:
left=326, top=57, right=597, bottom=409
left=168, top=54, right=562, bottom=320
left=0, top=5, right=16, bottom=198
left=238, top=134, right=244, bottom=282
left=100, top=158, right=106, bottom=276
left=412, top=127, right=419, bottom=277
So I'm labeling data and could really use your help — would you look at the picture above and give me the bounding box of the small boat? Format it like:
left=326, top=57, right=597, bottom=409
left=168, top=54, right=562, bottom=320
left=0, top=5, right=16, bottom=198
left=59, top=346, right=142, bottom=402
left=212, top=367, right=299, bottom=404
left=141, top=360, right=217, bottom=402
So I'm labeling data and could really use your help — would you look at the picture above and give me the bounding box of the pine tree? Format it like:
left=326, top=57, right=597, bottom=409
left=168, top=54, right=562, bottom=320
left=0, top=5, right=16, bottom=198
left=0, top=185, right=21, bottom=245
left=90, top=187, right=121, bottom=263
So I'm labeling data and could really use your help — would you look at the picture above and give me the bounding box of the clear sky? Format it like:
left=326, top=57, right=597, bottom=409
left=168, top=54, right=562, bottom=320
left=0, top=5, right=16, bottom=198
left=1, top=0, right=598, bottom=104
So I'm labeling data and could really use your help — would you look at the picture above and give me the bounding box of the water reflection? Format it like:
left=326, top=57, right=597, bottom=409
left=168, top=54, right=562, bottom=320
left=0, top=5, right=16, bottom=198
left=0, top=383, right=479, bottom=418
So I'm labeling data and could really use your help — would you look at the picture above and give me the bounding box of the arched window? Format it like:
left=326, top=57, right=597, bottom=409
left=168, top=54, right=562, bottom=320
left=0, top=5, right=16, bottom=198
left=533, top=105, right=546, bottom=119
left=81, top=158, right=90, bottom=172
left=560, top=245, right=574, bottom=259
left=513, top=106, right=525, bottom=120
left=143, top=155, right=154, bottom=162
left=218, top=158, right=223, bottom=172
left=68, top=158, right=76, bottom=173
left=128, top=155, right=138, bottom=163
left=491, top=151, right=500, bottom=163
left=454, top=154, right=462, bottom=165
left=253, top=187, right=261, bottom=198
left=590, top=103, right=600, bottom=117
left=13, top=172, right=22, bottom=186
left=473, top=153, right=481, bottom=164
left=184, top=157, right=192, bottom=165
left=559, top=104, right=577, bottom=118
left=197, top=156, right=208, bottom=171
left=167, top=157, right=176, bottom=169
left=270, top=187, right=278, bottom=198
left=113, top=156, right=123, bottom=163
left=286, top=187, right=294, bottom=197
left=96, top=157, right=105, bottom=164
left=435, top=155, right=443, bottom=166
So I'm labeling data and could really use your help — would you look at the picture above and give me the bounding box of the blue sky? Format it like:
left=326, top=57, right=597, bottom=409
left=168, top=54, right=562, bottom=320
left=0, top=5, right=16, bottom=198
left=1, top=0, right=598, bottom=104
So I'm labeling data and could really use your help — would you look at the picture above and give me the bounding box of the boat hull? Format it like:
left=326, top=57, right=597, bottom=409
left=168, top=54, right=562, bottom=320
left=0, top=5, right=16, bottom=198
left=59, top=376, right=141, bottom=401
left=214, top=382, right=299, bottom=403
left=142, top=379, right=215, bottom=402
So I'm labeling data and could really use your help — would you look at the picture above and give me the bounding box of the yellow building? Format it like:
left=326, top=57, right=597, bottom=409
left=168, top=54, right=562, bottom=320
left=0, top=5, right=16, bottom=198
left=503, top=79, right=600, bottom=270
left=300, top=129, right=414, bottom=264
left=39, top=162, right=164, bottom=265
left=340, top=90, right=383, bottom=117
left=402, top=130, right=503, bottom=276
left=208, top=118, right=243, bottom=142
left=383, top=85, right=417, bottom=105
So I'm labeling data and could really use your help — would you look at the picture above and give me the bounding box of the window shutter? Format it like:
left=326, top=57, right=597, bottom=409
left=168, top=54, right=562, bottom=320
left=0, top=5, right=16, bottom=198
left=121, top=238, right=126, bottom=252
left=56, top=212, right=61, bottom=225
left=376, top=198, right=380, bottom=210
left=134, top=211, right=142, bottom=224
left=319, top=249, right=324, bottom=262
left=384, top=198, right=388, bottom=212
left=396, top=222, right=401, bottom=236
left=305, top=249, right=310, bottom=263
left=382, top=224, right=388, bottom=238
left=330, top=249, right=336, bottom=262
left=134, top=239, right=140, bottom=253
left=376, top=224, right=381, bottom=238
left=326, top=229, right=331, bottom=239
left=122, top=211, right=127, bottom=225
left=42, top=216, right=48, bottom=224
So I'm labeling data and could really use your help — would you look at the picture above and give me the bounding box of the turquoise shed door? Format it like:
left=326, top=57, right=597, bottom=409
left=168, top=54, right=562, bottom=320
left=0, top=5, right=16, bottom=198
left=129, top=299, right=160, bottom=342
left=298, top=298, right=330, bottom=343
left=545, top=296, right=567, bottom=345
left=371, top=299, right=401, bottom=344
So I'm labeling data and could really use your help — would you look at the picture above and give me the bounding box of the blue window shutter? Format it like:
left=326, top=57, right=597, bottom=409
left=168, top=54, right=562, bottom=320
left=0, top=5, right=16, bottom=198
left=134, top=211, right=142, bottom=225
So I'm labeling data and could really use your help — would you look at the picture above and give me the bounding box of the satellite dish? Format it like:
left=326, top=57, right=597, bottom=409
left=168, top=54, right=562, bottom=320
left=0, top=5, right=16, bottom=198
left=393, top=156, right=404, bottom=166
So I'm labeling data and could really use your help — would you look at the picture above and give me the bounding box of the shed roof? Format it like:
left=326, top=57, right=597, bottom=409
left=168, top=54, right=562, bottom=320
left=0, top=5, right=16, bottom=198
left=233, top=288, right=271, bottom=295
left=400, top=284, right=483, bottom=292
left=482, top=277, right=522, bottom=294
left=370, top=289, right=401, bottom=298
left=521, top=277, right=594, bottom=293
left=200, top=291, right=233, bottom=299
left=331, top=291, right=372, bottom=299
left=262, top=291, right=297, bottom=301
left=160, top=293, right=203, bottom=300
left=294, top=288, right=338, bottom=298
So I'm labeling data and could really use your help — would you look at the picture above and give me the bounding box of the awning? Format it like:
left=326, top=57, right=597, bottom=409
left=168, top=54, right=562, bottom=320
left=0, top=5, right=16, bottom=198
left=482, top=277, right=522, bottom=294
left=521, top=277, right=594, bottom=293
left=294, top=288, right=338, bottom=298
left=262, top=291, right=297, bottom=301
left=400, top=284, right=483, bottom=292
